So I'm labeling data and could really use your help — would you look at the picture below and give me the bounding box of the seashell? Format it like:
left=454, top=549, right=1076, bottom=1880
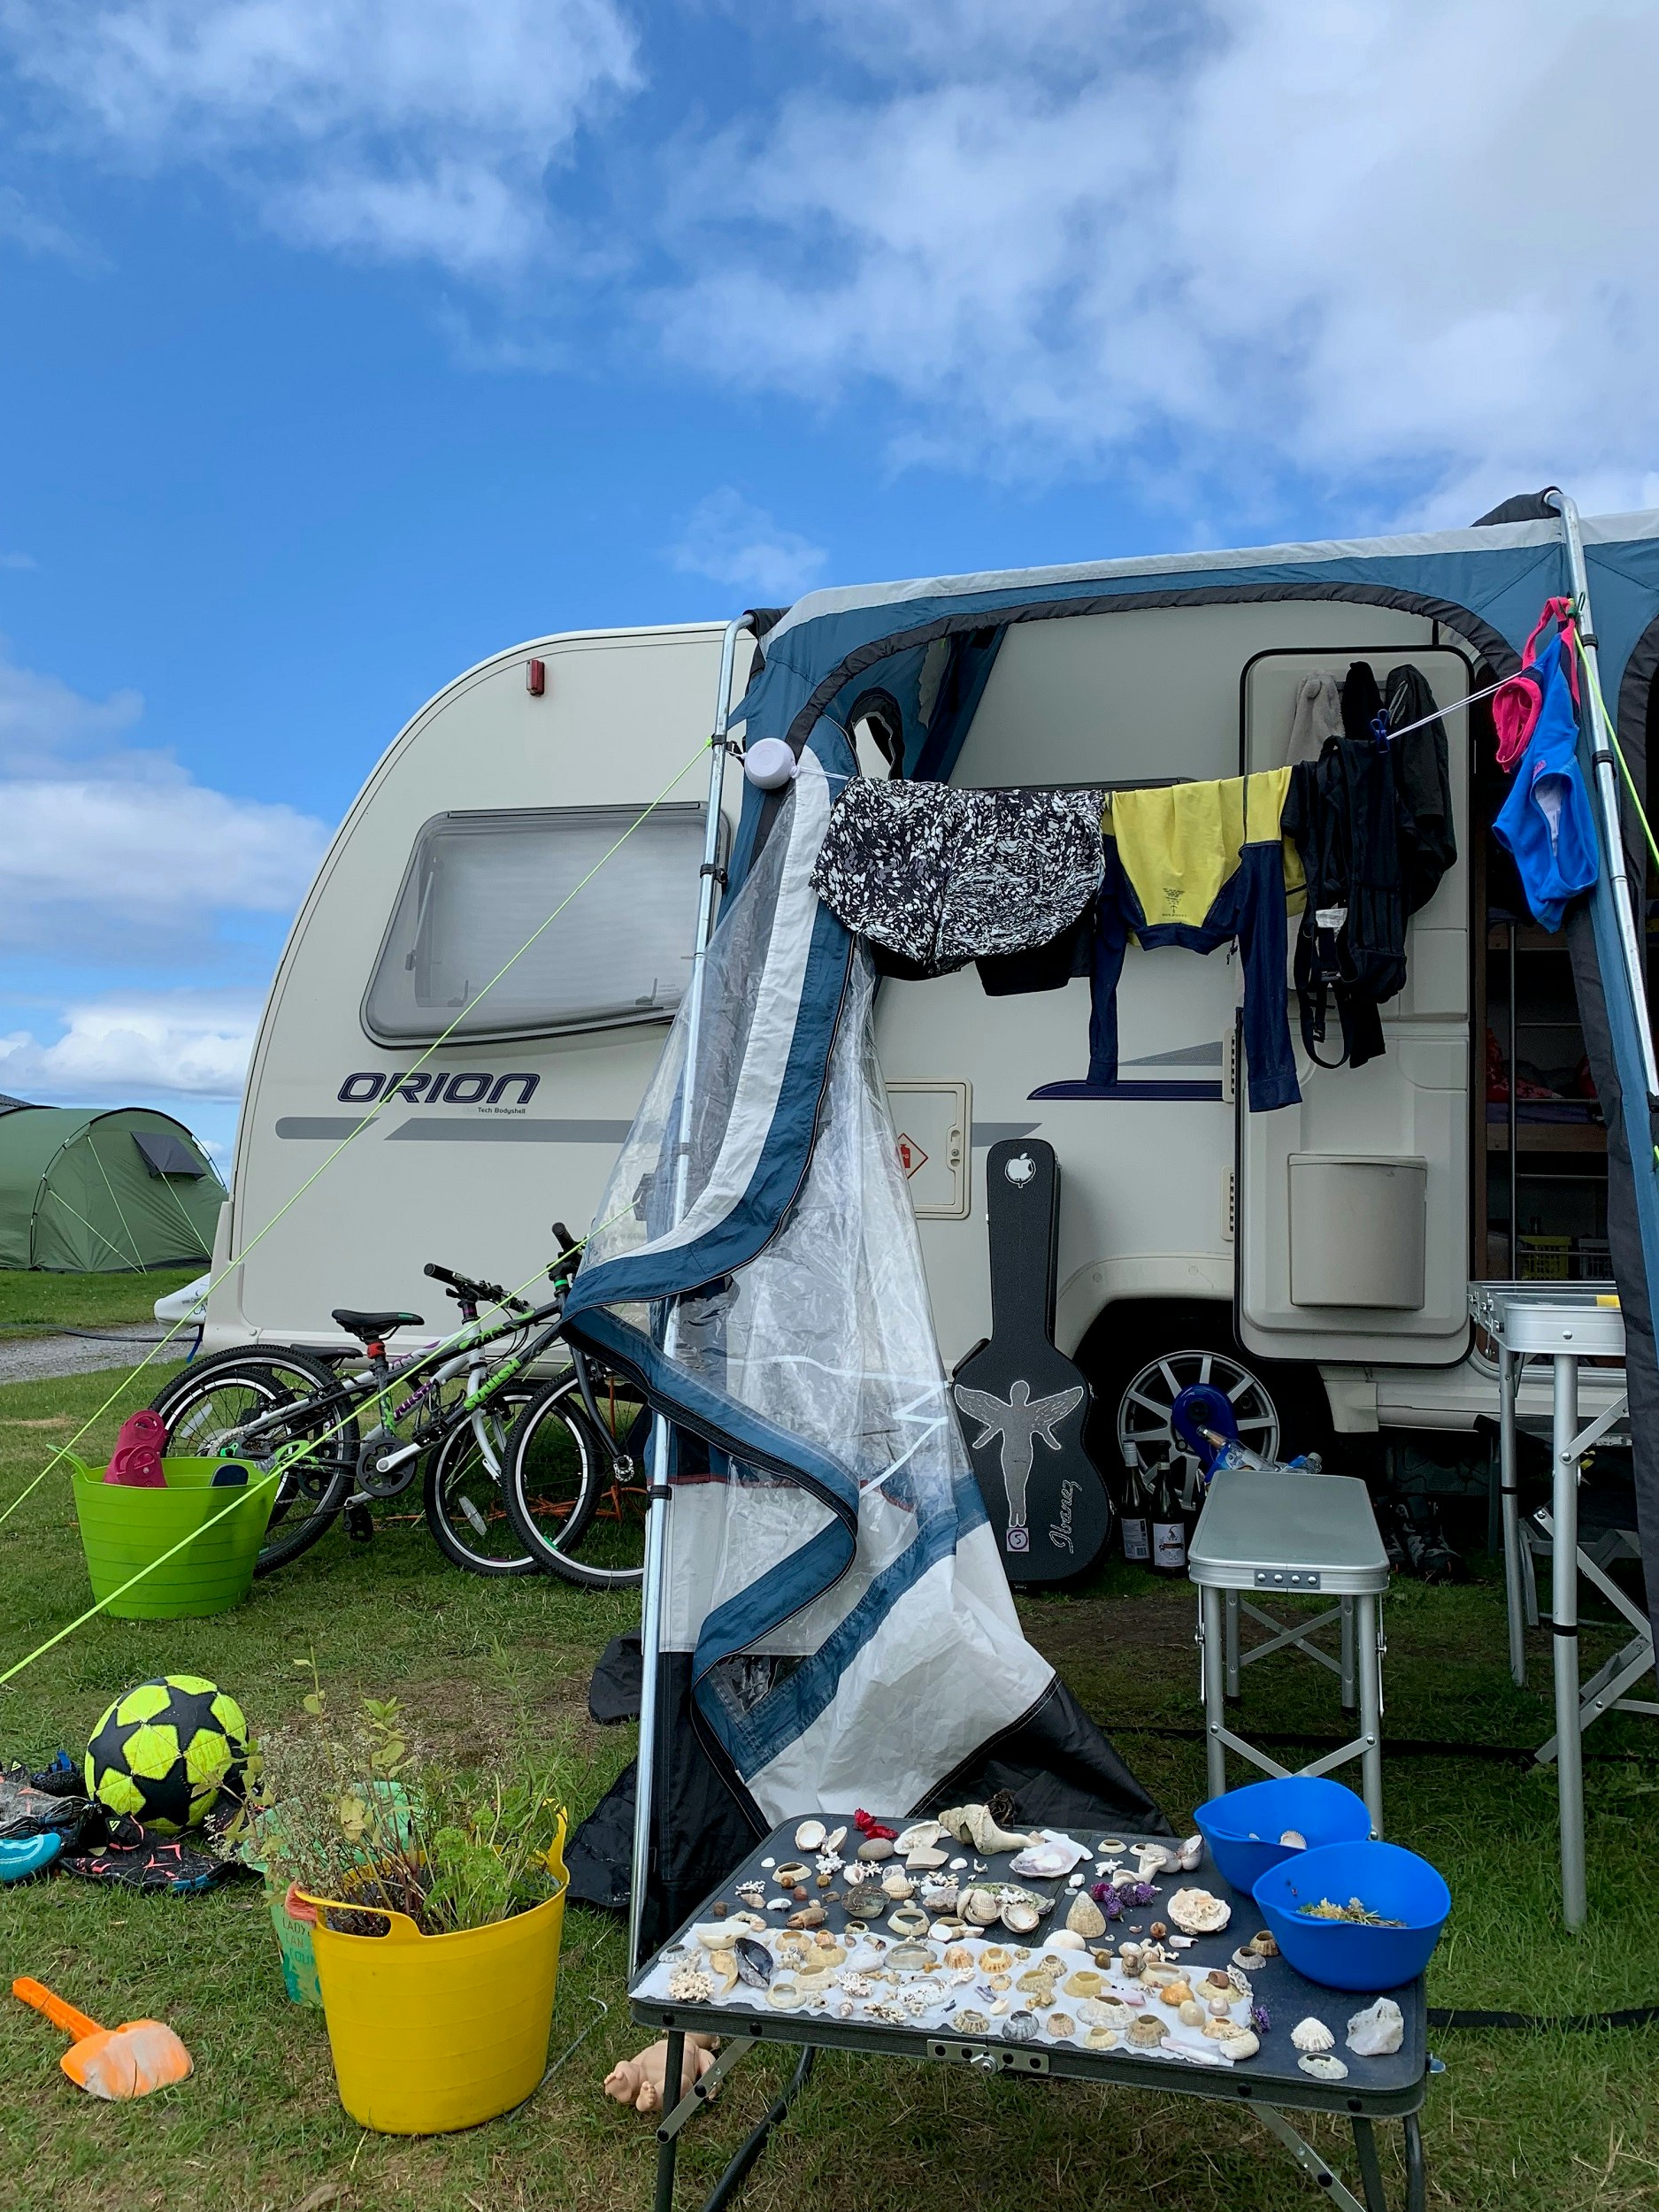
left=887, top=1907, right=930, bottom=1939
left=949, top=1856, right=968, bottom=1870
left=825, top=1826, right=847, bottom=1854
left=987, top=2000, right=1009, bottom=2017
left=667, top=1963, right=713, bottom=2003
left=766, top=1900, right=790, bottom=1913
left=880, top=1871, right=915, bottom=1900
left=1178, top=1834, right=1203, bottom=1871
left=1250, top=1930, right=1279, bottom=1957
left=987, top=1971, right=1012, bottom=1992
left=920, top=1878, right=959, bottom=1914
left=1168, top=1935, right=1194, bottom=1949
left=1346, top=1998, right=1405, bottom=2057
left=1202, top=2018, right=1238, bottom=2040
left=1291, top=2017, right=1335, bottom=2054
left=1127, top=2015, right=1168, bottom=2048
left=1065, top=1893, right=1107, bottom=1941
left=964, top=1888, right=1000, bottom=1926
left=760, top=1856, right=775, bottom=1869
left=896, top=1821, right=946, bottom=1853
left=1067, top=1873, right=1085, bottom=1889
left=1086, top=2024, right=1120, bottom=2050
left=1047, top=2012, right=1077, bottom=2039
left=1148, top=1922, right=1168, bottom=1940
left=1002, top=1899, right=1041, bottom=1935
left=795, top=1819, right=826, bottom=1852
left=1118, top=1941, right=1143, bottom=1972
left=1064, top=1970, right=1104, bottom=2001
left=1048, top=1930, right=1086, bottom=1952
left=906, top=1846, right=949, bottom=1871
left=710, top=1949, right=740, bottom=1994
left=1178, top=2001, right=1204, bottom=2027
left=1002, top=2009, right=1040, bottom=2044
left=1166, top=1887, right=1232, bottom=1936
left=814, top=1941, right=847, bottom=1969
left=734, top=1911, right=768, bottom=1932
left=787, top=1901, right=826, bottom=1929
left=766, top=1979, right=807, bottom=2011
left=1159, top=1980, right=1194, bottom=2008
left=733, top=1937, right=773, bottom=1988
left=774, top=1863, right=810, bottom=1888
left=1299, top=2053, right=1349, bottom=2082
left=1207, top=1993, right=1232, bottom=2019
left=693, top=1922, right=738, bottom=1947
left=1134, top=1841, right=1177, bottom=1876
left=887, top=1943, right=936, bottom=1974
left=936, top=1803, right=1040, bottom=1855
left=1231, top=1946, right=1265, bottom=1973
left=1220, top=2030, right=1260, bottom=2062
left=979, top=1946, right=1013, bottom=1972
left=735, top=1879, right=766, bottom=1904
left=1279, top=1829, right=1307, bottom=1851
left=955, top=2009, right=989, bottom=2036
left=1010, top=1837, right=1088, bottom=1879
left=1141, top=1964, right=1180, bottom=1991
left=856, top=1838, right=895, bottom=1862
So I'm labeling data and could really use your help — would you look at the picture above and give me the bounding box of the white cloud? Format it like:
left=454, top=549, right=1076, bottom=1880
left=670, top=488, right=828, bottom=602
left=0, top=551, right=36, bottom=571
left=0, top=993, right=258, bottom=1099
left=0, top=0, right=640, bottom=274
left=0, top=643, right=327, bottom=950
left=654, top=0, right=1659, bottom=521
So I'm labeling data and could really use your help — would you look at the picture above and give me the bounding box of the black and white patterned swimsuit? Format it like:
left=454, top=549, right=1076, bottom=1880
left=810, top=780, right=1104, bottom=975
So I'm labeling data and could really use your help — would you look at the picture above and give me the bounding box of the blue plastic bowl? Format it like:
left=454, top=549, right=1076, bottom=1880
left=1252, top=1839, right=1450, bottom=1992
left=1193, top=1777, right=1372, bottom=1893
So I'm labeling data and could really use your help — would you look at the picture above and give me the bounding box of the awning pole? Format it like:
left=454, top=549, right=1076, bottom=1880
left=629, top=614, right=749, bottom=1975
left=1552, top=491, right=1659, bottom=1103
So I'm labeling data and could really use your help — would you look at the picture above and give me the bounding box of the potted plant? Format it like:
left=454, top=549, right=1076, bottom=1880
left=252, top=1673, right=569, bottom=2133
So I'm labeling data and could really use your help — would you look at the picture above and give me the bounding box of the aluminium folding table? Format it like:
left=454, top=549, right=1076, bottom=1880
left=1470, top=1280, right=1655, bottom=1928
left=1189, top=1470, right=1390, bottom=1835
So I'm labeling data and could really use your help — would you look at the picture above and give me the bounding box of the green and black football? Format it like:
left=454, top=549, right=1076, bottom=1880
left=85, top=1675, right=249, bottom=1834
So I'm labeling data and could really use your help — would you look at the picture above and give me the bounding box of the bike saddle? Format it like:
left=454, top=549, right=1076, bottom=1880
left=331, top=1309, right=424, bottom=1342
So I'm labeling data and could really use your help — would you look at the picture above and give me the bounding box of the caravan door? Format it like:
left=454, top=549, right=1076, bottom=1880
left=1237, top=646, right=1473, bottom=1366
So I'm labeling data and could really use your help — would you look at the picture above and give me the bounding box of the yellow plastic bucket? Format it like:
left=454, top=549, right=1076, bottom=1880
left=303, top=1815, right=568, bottom=2134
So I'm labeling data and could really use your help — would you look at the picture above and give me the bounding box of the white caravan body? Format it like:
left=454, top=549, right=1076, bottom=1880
left=217, top=597, right=1614, bottom=1442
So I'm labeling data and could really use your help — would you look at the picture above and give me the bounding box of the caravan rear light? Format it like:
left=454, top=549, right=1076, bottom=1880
left=526, top=658, right=546, bottom=696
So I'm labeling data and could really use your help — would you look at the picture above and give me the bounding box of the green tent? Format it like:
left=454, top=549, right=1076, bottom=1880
left=0, top=1104, right=226, bottom=1271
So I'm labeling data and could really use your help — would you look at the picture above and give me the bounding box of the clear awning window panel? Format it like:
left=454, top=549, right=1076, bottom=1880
left=567, top=742, right=1052, bottom=1824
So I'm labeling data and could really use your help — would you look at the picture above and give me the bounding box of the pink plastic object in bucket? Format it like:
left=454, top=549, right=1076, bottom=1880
left=104, top=1411, right=168, bottom=1488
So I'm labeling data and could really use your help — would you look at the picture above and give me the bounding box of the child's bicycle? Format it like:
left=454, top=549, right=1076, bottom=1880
left=148, top=1225, right=648, bottom=1586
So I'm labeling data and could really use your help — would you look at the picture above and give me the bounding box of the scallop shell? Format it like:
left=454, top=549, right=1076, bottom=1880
left=1299, top=2053, right=1349, bottom=2082
left=1291, top=2016, right=1336, bottom=2054
left=1166, top=1887, right=1232, bottom=1936
left=1065, top=1893, right=1107, bottom=1940
left=795, top=1818, right=827, bottom=1852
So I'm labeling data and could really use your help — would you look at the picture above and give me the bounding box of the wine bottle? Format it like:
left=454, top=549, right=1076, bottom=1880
left=1119, top=1465, right=1152, bottom=1564
left=1151, top=1466, right=1187, bottom=1574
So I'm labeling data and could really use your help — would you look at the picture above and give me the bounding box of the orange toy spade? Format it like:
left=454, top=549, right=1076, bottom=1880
left=12, top=1977, right=193, bottom=2099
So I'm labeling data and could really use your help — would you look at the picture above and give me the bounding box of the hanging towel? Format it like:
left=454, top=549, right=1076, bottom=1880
left=1340, top=662, right=1386, bottom=744
left=1493, top=633, right=1598, bottom=931
left=1286, top=671, right=1344, bottom=765
left=810, top=778, right=1103, bottom=975
left=1085, top=770, right=1303, bottom=1112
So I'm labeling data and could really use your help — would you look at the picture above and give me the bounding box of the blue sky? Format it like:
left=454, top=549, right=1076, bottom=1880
left=2, top=0, right=1657, bottom=1161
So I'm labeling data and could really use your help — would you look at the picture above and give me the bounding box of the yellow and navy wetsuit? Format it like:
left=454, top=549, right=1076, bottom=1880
left=1088, top=769, right=1305, bottom=1112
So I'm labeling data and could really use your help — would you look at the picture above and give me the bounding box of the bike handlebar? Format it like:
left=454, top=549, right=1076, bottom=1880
left=422, top=1261, right=529, bottom=1314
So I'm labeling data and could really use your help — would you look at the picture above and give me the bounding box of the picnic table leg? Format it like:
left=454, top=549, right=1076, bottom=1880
left=1202, top=1583, right=1227, bottom=1799
left=1551, top=1352, right=1586, bottom=1930
left=1350, top=2118, right=1389, bottom=2212
left=654, top=2031, right=685, bottom=2212
left=1404, top=2111, right=1426, bottom=2212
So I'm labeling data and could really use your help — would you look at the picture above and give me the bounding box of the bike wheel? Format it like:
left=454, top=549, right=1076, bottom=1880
left=504, top=1369, right=649, bottom=1589
left=422, top=1388, right=539, bottom=1578
left=150, top=1347, right=357, bottom=1576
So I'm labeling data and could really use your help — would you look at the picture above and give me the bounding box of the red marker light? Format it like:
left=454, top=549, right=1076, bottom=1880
left=526, top=658, right=546, bottom=696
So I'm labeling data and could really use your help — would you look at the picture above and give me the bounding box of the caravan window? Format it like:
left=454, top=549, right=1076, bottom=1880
left=362, top=803, right=710, bottom=1044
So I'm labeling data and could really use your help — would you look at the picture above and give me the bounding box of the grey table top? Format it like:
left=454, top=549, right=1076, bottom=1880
left=631, top=1816, right=1427, bottom=2119
left=1468, top=1279, right=1626, bottom=1358
left=1187, top=1471, right=1389, bottom=1595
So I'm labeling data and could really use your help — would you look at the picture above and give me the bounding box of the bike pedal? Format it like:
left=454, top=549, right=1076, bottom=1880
left=345, top=1503, right=376, bottom=1544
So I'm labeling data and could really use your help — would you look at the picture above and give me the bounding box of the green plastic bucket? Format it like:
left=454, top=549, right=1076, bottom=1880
left=70, top=1455, right=276, bottom=1618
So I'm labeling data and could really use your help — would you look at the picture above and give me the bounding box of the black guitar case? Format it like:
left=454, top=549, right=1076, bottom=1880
left=951, top=1139, right=1112, bottom=1585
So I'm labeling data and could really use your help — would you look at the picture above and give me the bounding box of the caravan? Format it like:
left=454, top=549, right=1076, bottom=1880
left=213, top=506, right=1651, bottom=1467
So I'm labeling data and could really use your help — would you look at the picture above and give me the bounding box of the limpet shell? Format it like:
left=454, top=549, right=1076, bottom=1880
left=1178, top=2001, right=1204, bottom=2027
left=1064, top=1970, right=1103, bottom=2001
left=1047, top=2012, right=1077, bottom=2039
left=1251, top=1930, right=1279, bottom=1958
left=1299, top=2053, right=1349, bottom=2082
left=1086, top=2024, right=1120, bottom=2050
left=1002, top=2009, right=1040, bottom=2044
left=944, top=1944, right=975, bottom=1970
left=1127, top=2015, right=1167, bottom=2048
left=1231, top=1946, right=1265, bottom=1973
left=956, top=2009, right=989, bottom=2035
left=795, top=1819, right=826, bottom=1852
left=1291, top=2017, right=1335, bottom=2054
left=1220, top=2030, right=1260, bottom=2061
left=1065, top=1893, right=1107, bottom=1941
left=979, top=1946, right=1013, bottom=1972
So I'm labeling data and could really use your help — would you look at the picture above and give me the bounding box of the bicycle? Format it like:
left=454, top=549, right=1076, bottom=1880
left=149, top=1226, right=635, bottom=1581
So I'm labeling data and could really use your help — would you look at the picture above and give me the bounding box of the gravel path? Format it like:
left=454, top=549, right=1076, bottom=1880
left=0, top=1325, right=174, bottom=1386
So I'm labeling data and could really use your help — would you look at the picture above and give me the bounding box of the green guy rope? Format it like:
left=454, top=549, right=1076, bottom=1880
left=0, top=734, right=714, bottom=1531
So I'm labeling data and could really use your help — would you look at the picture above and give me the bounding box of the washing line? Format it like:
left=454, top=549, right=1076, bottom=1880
left=0, top=733, right=717, bottom=1532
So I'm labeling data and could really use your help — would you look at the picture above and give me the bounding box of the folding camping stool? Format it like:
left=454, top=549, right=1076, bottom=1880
left=1188, top=1470, right=1390, bottom=1835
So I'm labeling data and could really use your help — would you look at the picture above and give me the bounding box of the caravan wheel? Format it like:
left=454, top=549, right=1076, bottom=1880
left=1116, top=1346, right=1280, bottom=1478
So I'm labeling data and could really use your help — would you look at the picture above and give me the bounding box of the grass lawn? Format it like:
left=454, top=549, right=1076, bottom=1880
left=1, top=1363, right=1657, bottom=2210
left=0, top=1269, right=201, bottom=1338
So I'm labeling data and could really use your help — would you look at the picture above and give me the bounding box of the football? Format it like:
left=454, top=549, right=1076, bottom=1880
left=85, top=1675, right=249, bottom=1834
